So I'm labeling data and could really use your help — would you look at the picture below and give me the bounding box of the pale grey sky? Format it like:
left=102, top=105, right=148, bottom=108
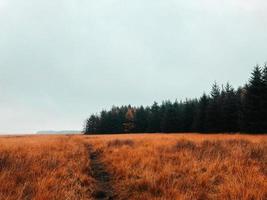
left=0, top=0, right=267, bottom=133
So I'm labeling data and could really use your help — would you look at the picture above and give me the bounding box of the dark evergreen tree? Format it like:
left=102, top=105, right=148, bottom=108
left=84, top=114, right=100, bottom=134
left=109, top=107, right=124, bottom=133
left=193, top=93, right=209, bottom=132
left=147, top=102, right=161, bottom=132
left=262, top=64, right=267, bottom=131
left=236, top=87, right=244, bottom=130
left=221, top=83, right=239, bottom=132
left=206, top=82, right=222, bottom=132
left=242, top=66, right=265, bottom=133
left=134, top=106, right=148, bottom=132
left=173, top=101, right=183, bottom=132
left=182, top=99, right=197, bottom=132
left=160, top=101, right=179, bottom=132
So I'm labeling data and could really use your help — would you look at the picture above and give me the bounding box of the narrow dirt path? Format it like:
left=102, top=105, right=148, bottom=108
left=88, top=145, right=115, bottom=200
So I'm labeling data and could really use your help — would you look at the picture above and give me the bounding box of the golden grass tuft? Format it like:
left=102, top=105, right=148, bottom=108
left=107, top=139, right=134, bottom=148
left=0, top=135, right=95, bottom=200
left=86, top=134, right=267, bottom=200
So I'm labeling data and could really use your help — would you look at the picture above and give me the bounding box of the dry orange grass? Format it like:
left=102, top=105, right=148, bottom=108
left=0, top=135, right=95, bottom=200
left=0, top=134, right=266, bottom=200
left=86, top=134, right=267, bottom=200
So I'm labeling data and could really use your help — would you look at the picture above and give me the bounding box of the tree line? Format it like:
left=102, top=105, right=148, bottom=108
left=84, top=64, right=267, bottom=134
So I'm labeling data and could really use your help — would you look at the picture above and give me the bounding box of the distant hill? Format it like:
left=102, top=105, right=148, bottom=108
left=36, top=130, right=81, bottom=135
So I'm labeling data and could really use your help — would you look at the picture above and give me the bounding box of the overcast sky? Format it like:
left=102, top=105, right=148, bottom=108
left=0, top=0, right=267, bottom=133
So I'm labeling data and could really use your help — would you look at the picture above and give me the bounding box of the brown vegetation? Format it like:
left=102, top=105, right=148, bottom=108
left=0, top=134, right=266, bottom=200
left=87, top=134, right=267, bottom=200
left=0, top=135, right=95, bottom=200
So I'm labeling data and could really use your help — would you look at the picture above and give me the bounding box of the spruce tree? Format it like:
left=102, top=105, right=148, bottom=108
left=193, top=93, right=209, bottom=132
left=182, top=99, right=197, bottom=132
left=206, top=82, right=222, bottom=132
left=148, top=102, right=161, bottom=132
left=84, top=115, right=100, bottom=134
left=242, top=66, right=265, bottom=133
left=221, top=83, right=239, bottom=132
left=160, top=101, right=178, bottom=132
left=262, top=64, right=267, bottom=131
left=109, top=107, right=124, bottom=133
left=134, top=106, right=148, bottom=133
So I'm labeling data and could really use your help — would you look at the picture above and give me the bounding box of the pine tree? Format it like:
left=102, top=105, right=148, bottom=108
left=262, top=64, right=267, bottom=131
left=193, top=93, right=209, bottom=132
left=206, top=82, right=222, bottom=132
left=182, top=99, right=197, bottom=132
left=84, top=115, right=100, bottom=134
left=109, top=107, right=124, bottom=133
left=160, top=101, right=178, bottom=132
left=134, top=106, right=148, bottom=132
left=147, top=102, right=161, bottom=132
left=221, top=83, right=239, bottom=132
left=236, top=87, right=244, bottom=131
left=242, top=66, right=265, bottom=133
left=99, top=110, right=109, bottom=133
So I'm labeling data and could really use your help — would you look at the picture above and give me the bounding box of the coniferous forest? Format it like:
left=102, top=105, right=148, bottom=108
left=84, top=65, right=267, bottom=134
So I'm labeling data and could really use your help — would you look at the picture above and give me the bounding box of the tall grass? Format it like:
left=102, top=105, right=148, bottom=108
left=0, top=134, right=266, bottom=200
left=88, top=134, right=267, bottom=200
left=0, top=135, right=95, bottom=200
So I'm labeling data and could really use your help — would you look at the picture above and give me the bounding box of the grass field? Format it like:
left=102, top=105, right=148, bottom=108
left=0, top=135, right=95, bottom=200
left=0, top=134, right=266, bottom=200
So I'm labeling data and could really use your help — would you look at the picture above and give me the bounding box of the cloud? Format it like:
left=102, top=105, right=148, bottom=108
left=200, top=0, right=267, bottom=13
left=0, top=0, right=8, bottom=13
